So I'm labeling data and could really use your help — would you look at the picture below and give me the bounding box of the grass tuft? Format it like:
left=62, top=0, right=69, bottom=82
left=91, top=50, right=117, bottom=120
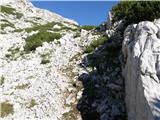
left=0, top=76, right=5, bottom=85
left=40, top=53, right=51, bottom=64
left=1, top=19, right=15, bottom=30
left=84, top=36, right=108, bottom=53
left=27, top=99, right=37, bottom=109
left=5, top=47, right=20, bottom=60
left=0, top=102, right=14, bottom=118
left=15, top=83, right=30, bottom=89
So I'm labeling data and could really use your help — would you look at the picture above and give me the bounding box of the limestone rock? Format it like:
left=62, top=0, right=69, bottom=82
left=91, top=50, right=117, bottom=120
left=122, top=19, right=160, bottom=120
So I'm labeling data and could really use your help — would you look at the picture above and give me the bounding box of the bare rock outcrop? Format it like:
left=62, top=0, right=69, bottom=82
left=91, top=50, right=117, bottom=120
left=122, top=19, right=160, bottom=120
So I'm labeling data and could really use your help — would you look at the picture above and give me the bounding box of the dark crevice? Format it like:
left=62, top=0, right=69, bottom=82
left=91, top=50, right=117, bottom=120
left=77, top=31, right=127, bottom=120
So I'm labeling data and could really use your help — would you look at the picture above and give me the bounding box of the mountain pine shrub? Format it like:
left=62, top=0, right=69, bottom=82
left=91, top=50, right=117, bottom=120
left=112, top=1, right=160, bottom=26
left=24, top=31, right=61, bottom=51
left=81, top=25, right=97, bottom=31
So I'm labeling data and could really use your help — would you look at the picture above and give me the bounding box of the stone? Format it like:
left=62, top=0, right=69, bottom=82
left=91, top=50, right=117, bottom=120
left=100, top=113, right=109, bottom=120
left=107, top=83, right=122, bottom=91
left=111, top=105, right=121, bottom=117
left=122, top=19, right=160, bottom=120
left=77, top=91, right=82, bottom=100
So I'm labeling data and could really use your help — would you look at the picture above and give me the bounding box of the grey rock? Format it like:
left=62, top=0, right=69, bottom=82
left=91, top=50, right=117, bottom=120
left=111, top=105, right=121, bottom=117
left=107, top=83, right=122, bottom=91
left=100, top=113, right=109, bottom=120
left=122, top=19, right=160, bottom=120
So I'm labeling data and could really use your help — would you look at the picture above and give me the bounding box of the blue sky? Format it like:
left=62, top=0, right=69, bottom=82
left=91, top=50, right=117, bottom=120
left=31, top=1, right=118, bottom=25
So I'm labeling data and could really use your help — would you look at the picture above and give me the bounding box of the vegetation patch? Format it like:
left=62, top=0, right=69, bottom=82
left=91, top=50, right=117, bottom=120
left=0, top=76, right=5, bottom=85
left=24, top=31, right=62, bottom=51
left=15, top=22, right=62, bottom=33
left=62, top=110, right=77, bottom=120
left=15, top=83, right=30, bottom=89
left=24, top=22, right=61, bottom=33
left=27, top=99, right=37, bottom=109
left=15, top=12, right=23, bottom=19
left=112, top=1, right=160, bottom=26
left=0, top=102, right=14, bottom=118
left=69, top=53, right=81, bottom=62
left=30, top=17, right=42, bottom=20
left=26, top=76, right=34, bottom=80
left=61, top=26, right=78, bottom=31
left=73, top=32, right=81, bottom=38
left=1, top=19, right=15, bottom=30
left=14, top=29, right=24, bottom=32
left=5, top=47, right=21, bottom=60
left=40, top=53, right=51, bottom=64
left=81, top=25, right=97, bottom=31
left=84, top=36, right=108, bottom=53
left=14, top=21, right=79, bottom=33
left=62, top=105, right=79, bottom=120
left=0, top=5, right=23, bottom=18
left=1, top=23, right=14, bottom=30
left=24, top=20, right=38, bottom=26
left=1, top=6, right=16, bottom=14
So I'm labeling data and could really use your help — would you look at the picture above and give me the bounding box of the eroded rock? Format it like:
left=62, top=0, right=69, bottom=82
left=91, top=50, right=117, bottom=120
left=122, top=19, right=160, bottom=120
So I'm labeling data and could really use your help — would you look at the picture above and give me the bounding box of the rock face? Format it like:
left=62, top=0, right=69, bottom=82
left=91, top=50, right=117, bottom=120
left=122, top=19, right=160, bottom=120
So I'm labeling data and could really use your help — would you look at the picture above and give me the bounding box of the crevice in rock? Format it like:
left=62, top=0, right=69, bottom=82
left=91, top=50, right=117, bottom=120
left=77, top=31, right=127, bottom=120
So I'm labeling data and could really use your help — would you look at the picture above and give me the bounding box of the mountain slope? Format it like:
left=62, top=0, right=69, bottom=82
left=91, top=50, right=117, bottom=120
left=1, top=1, right=160, bottom=120
left=0, top=1, right=100, bottom=119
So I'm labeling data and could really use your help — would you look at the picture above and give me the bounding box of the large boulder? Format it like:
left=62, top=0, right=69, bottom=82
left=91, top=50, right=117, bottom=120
left=122, top=19, right=160, bottom=120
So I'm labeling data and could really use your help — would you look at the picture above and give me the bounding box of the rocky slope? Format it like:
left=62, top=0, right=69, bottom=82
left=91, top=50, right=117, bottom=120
left=1, top=0, right=160, bottom=120
left=0, top=0, right=100, bottom=119
left=122, top=19, right=160, bottom=120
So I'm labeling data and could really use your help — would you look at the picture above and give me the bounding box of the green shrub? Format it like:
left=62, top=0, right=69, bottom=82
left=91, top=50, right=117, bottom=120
left=1, top=6, right=15, bottom=14
left=61, top=26, right=78, bottom=31
left=41, top=59, right=50, bottom=64
left=15, top=12, right=23, bottom=19
left=15, top=83, right=29, bottom=89
left=14, top=29, right=23, bottom=32
left=5, top=47, right=20, bottom=60
left=0, top=102, right=14, bottom=117
left=81, top=25, right=97, bottom=31
left=24, top=31, right=62, bottom=51
left=85, top=46, right=95, bottom=53
left=25, top=22, right=57, bottom=33
left=27, top=99, right=37, bottom=109
left=14, top=21, right=78, bottom=33
left=1, top=23, right=14, bottom=30
left=84, top=36, right=108, bottom=53
left=1, top=19, right=15, bottom=30
left=112, top=1, right=160, bottom=26
left=0, top=6, right=23, bottom=18
left=15, top=22, right=64, bottom=33
left=0, top=76, right=5, bottom=85
left=40, top=53, right=51, bottom=64
left=74, top=32, right=81, bottom=38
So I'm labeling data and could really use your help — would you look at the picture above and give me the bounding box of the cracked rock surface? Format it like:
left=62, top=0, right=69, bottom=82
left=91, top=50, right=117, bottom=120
left=122, top=19, right=160, bottom=120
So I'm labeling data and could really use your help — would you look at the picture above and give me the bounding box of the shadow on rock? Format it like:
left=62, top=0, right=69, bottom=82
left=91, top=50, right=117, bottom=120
left=151, top=98, right=160, bottom=120
left=77, top=32, right=127, bottom=120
